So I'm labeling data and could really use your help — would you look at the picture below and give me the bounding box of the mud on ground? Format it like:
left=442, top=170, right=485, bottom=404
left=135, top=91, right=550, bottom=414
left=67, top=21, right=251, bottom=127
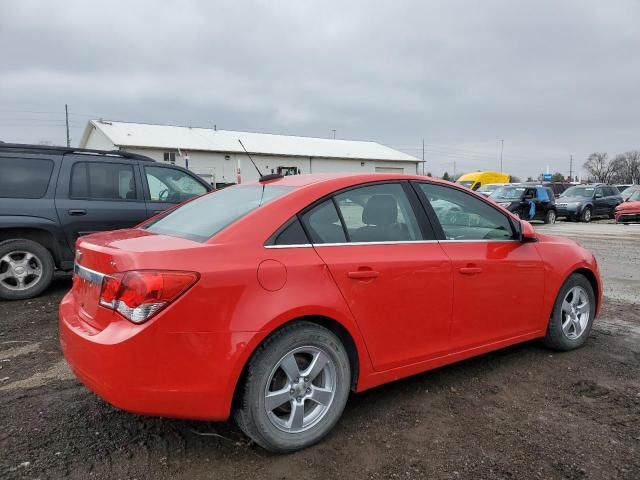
left=1, top=223, right=639, bottom=479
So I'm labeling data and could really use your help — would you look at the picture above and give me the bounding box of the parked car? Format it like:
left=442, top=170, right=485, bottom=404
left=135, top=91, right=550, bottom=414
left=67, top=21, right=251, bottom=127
left=556, top=184, right=622, bottom=222
left=456, top=171, right=510, bottom=191
left=476, top=182, right=513, bottom=197
left=616, top=184, right=634, bottom=193
left=536, top=181, right=572, bottom=198
left=60, top=173, right=601, bottom=452
left=621, top=185, right=640, bottom=201
left=615, top=189, right=640, bottom=224
left=489, top=185, right=557, bottom=223
left=0, top=143, right=212, bottom=300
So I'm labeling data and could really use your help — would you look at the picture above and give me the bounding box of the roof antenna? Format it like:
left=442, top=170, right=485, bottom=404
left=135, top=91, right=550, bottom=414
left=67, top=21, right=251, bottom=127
left=238, top=139, right=283, bottom=182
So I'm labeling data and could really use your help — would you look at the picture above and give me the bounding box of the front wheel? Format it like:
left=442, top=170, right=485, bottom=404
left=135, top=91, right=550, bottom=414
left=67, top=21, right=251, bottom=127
left=234, top=322, right=351, bottom=452
left=543, top=274, right=595, bottom=351
left=581, top=207, right=592, bottom=222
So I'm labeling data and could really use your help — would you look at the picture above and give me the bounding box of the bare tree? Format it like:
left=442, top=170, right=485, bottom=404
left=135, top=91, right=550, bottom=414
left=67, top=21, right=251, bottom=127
left=583, top=153, right=615, bottom=183
left=611, top=151, right=640, bottom=184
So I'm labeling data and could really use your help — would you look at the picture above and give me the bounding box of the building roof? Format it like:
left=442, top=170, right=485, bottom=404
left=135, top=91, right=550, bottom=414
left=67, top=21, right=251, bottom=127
left=79, top=120, right=418, bottom=163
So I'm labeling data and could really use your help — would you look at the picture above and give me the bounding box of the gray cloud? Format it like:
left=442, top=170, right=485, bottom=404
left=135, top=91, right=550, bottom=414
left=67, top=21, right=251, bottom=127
left=1, top=0, right=639, bottom=178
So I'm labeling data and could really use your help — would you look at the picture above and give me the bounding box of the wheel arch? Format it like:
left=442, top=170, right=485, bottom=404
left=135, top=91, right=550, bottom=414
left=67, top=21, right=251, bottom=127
left=230, top=314, right=362, bottom=412
left=570, top=267, right=600, bottom=312
left=0, top=228, right=61, bottom=266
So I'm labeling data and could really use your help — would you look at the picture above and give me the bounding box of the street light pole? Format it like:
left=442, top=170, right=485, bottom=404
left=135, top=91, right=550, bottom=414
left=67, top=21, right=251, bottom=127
left=499, top=139, right=504, bottom=172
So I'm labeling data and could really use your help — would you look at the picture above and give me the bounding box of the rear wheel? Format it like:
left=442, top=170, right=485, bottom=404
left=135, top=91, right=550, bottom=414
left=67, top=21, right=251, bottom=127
left=581, top=207, right=592, bottom=222
left=543, top=274, right=595, bottom=351
left=234, top=322, right=351, bottom=452
left=544, top=209, right=557, bottom=224
left=0, top=239, right=54, bottom=300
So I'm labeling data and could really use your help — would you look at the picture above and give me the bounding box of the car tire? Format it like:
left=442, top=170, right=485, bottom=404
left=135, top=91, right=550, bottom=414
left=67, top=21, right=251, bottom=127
left=234, top=321, right=351, bottom=452
left=0, top=239, right=55, bottom=301
left=544, top=209, right=557, bottom=224
left=580, top=207, right=592, bottom=223
left=543, top=273, right=596, bottom=351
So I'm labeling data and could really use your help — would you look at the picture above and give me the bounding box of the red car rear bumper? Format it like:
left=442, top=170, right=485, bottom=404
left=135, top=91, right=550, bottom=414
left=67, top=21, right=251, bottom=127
left=59, top=291, right=253, bottom=420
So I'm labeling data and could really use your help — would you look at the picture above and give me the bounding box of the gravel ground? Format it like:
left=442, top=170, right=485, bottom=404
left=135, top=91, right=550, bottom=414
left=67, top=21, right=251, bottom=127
left=1, top=221, right=639, bottom=480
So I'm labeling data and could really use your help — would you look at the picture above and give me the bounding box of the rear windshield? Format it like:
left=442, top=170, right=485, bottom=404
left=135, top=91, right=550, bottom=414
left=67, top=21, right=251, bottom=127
left=144, top=184, right=292, bottom=241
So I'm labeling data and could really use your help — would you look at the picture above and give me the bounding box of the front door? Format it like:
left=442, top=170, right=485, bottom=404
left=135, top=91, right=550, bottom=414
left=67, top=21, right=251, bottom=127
left=415, top=182, right=545, bottom=350
left=300, top=182, right=453, bottom=371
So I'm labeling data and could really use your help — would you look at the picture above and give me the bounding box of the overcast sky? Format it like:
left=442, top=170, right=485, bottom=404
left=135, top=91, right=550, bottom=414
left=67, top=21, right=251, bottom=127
left=1, top=0, right=639, bottom=178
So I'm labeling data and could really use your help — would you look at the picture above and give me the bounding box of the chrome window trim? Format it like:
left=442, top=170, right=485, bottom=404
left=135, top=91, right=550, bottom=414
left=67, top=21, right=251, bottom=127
left=264, top=238, right=519, bottom=248
left=73, top=263, right=105, bottom=285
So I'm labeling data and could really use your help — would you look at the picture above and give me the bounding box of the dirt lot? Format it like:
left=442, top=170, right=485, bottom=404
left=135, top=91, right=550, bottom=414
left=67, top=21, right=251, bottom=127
left=1, top=221, right=639, bottom=480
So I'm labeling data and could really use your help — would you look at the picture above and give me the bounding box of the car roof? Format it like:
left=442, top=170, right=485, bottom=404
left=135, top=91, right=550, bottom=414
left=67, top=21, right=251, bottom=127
left=246, top=172, right=450, bottom=189
left=0, top=142, right=154, bottom=162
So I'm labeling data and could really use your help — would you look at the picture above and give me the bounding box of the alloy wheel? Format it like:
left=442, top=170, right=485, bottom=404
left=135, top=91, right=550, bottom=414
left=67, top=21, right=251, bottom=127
left=0, top=250, right=43, bottom=291
left=560, top=286, right=590, bottom=340
left=264, top=346, right=337, bottom=433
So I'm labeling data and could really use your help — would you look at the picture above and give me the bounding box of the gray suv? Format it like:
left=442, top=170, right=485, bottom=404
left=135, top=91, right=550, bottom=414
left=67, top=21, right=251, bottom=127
left=556, top=184, right=623, bottom=222
left=0, top=143, right=212, bottom=300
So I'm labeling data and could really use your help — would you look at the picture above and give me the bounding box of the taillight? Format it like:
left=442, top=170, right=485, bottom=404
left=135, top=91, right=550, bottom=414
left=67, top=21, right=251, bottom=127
left=99, top=270, right=199, bottom=324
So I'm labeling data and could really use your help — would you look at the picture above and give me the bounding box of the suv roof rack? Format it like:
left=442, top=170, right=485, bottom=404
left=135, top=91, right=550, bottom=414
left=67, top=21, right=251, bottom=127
left=0, top=142, right=154, bottom=162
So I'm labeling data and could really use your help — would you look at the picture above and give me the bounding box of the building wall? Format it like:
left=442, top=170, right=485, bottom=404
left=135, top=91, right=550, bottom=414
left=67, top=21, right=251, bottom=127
left=84, top=143, right=419, bottom=185
left=83, top=126, right=117, bottom=151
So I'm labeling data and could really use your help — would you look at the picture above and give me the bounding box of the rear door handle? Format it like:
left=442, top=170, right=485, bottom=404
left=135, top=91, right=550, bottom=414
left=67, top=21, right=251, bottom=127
left=68, top=209, right=87, bottom=216
left=459, top=267, right=482, bottom=275
left=347, top=270, right=380, bottom=280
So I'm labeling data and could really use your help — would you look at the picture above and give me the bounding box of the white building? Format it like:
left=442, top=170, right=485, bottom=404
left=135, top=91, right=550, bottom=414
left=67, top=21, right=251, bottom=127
left=79, top=120, right=420, bottom=186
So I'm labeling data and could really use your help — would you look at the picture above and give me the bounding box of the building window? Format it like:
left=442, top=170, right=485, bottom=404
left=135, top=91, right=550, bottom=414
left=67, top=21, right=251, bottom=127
left=163, top=152, right=176, bottom=164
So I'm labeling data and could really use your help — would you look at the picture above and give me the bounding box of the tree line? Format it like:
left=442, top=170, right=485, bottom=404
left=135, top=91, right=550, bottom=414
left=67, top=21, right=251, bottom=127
left=583, top=151, right=640, bottom=184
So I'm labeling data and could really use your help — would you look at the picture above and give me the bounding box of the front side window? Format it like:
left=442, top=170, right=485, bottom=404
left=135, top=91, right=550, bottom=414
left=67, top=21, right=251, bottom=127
left=145, top=166, right=207, bottom=203
left=562, top=186, right=595, bottom=198
left=0, top=157, right=54, bottom=199
left=70, top=162, right=136, bottom=200
left=145, top=184, right=291, bottom=242
left=419, top=183, right=515, bottom=241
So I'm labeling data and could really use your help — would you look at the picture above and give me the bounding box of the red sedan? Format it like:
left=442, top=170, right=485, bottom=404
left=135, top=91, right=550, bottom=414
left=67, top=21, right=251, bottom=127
left=59, top=173, right=602, bottom=452
left=615, top=190, right=640, bottom=224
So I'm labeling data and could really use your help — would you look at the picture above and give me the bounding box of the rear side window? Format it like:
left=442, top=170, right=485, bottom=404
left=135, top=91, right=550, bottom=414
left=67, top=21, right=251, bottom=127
left=0, top=157, right=54, bottom=199
left=300, top=200, right=347, bottom=244
left=70, top=162, right=136, bottom=200
left=145, top=185, right=292, bottom=242
left=419, top=183, right=515, bottom=241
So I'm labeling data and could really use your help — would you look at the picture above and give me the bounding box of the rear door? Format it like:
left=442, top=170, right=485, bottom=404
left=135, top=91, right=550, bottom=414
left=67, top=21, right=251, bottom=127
left=593, top=187, right=607, bottom=215
left=55, top=155, right=148, bottom=249
left=301, top=182, right=453, bottom=371
left=414, top=182, right=545, bottom=350
left=141, top=165, right=210, bottom=217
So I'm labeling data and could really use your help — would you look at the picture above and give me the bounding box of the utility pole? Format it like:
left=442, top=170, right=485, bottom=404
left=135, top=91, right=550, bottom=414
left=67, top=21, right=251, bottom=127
left=499, top=139, right=504, bottom=172
left=422, top=138, right=425, bottom=175
left=569, top=155, right=573, bottom=181
left=453, top=160, right=456, bottom=178
left=332, top=129, right=336, bottom=139
left=65, top=104, right=70, bottom=147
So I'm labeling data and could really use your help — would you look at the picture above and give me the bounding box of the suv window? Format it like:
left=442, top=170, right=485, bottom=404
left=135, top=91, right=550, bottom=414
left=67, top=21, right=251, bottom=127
left=0, top=157, right=54, bottom=199
left=145, top=185, right=291, bottom=242
left=145, top=166, right=207, bottom=203
left=419, top=183, right=515, bottom=241
left=334, top=183, right=423, bottom=242
left=70, top=162, right=136, bottom=200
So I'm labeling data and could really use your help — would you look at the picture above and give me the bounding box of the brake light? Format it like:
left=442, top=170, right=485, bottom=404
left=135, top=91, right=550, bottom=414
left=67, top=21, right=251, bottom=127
left=99, top=270, right=199, bottom=323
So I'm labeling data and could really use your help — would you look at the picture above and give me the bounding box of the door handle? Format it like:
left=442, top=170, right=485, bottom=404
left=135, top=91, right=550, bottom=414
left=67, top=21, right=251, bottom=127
left=459, top=267, right=482, bottom=275
left=68, top=209, right=87, bottom=216
left=347, top=270, right=380, bottom=280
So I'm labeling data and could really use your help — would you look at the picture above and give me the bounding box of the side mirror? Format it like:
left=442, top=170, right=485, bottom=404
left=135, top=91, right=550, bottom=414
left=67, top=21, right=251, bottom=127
left=520, top=220, right=537, bottom=243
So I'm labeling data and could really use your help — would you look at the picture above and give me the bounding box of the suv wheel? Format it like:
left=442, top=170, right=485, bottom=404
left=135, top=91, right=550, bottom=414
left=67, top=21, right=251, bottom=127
left=543, top=274, right=595, bottom=351
left=581, top=207, right=592, bottom=223
left=544, top=209, right=557, bottom=224
left=234, top=322, right=351, bottom=452
left=0, top=239, right=54, bottom=300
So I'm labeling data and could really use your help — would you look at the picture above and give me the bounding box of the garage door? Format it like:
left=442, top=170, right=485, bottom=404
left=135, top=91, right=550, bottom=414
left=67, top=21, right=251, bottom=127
left=375, top=167, right=404, bottom=173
